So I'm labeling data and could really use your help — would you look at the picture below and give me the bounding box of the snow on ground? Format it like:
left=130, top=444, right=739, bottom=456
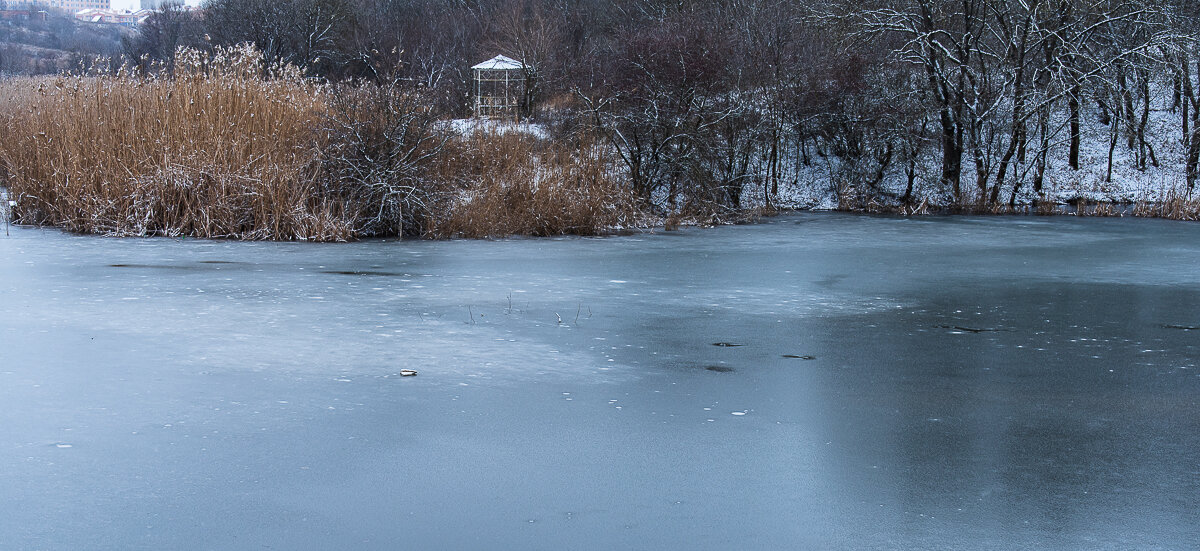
left=743, top=87, right=1196, bottom=211
left=446, top=91, right=1194, bottom=218
left=444, top=118, right=549, bottom=140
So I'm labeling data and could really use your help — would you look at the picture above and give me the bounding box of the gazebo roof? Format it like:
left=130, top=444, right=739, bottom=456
left=472, top=55, right=524, bottom=71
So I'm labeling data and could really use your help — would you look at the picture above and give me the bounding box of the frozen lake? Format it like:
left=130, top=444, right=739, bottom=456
left=2, top=213, right=1198, bottom=549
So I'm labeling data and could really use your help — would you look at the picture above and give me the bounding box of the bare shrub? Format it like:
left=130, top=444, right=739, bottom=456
left=321, top=82, right=448, bottom=236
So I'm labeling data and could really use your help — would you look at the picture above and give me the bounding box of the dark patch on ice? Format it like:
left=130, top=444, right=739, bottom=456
left=704, top=365, right=736, bottom=373
left=1161, top=324, right=1200, bottom=331
left=936, top=325, right=1010, bottom=333
left=109, top=263, right=200, bottom=270
left=782, top=354, right=816, bottom=360
left=110, top=262, right=246, bottom=271
left=711, top=342, right=744, bottom=347
left=815, top=274, right=847, bottom=288
left=323, top=270, right=408, bottom=277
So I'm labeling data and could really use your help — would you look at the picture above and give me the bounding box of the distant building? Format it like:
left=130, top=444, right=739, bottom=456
left=74, top=7, right=140, bottom=26
left=140, top=0, right=188, bottom=10
left=47, top=0, right=110, bottom=11
left=0, top=9, right=48, bottom=20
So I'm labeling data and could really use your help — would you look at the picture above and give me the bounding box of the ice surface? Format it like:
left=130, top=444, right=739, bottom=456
left=2, top=214, right=1199, bottom=549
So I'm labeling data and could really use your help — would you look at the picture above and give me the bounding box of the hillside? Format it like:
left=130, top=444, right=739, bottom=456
left=0, top=9, right=128, bottom=74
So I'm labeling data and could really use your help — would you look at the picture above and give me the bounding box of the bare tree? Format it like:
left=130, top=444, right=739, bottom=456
left=123, top=2, right=203, bottom=73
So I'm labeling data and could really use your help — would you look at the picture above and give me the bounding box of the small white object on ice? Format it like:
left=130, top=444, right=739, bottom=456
left=399, top=369, right=418, bottom=377
left=731, top=411, right=747, bottom=416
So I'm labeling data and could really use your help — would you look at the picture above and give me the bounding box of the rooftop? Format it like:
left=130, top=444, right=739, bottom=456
left=471, top=55, right=523, bottom=71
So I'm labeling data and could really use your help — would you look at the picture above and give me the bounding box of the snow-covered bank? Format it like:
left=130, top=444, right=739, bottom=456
left=750, top=87, right=1198, bottom=215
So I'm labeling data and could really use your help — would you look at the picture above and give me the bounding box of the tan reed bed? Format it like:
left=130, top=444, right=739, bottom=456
left=1133, top=190, right=1200, bottom=221
left=0, top=45, right=641, bottom=240
left=0, top=45, right=350, bottom=240
left=429, top=129, right=636, bottom=238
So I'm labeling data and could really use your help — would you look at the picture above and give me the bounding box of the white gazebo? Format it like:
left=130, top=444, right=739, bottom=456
left=471, top=55, right=525, bottom=120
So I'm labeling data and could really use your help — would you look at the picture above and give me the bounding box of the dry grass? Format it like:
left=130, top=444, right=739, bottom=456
left=1091, top=202, right=1121, bottom=216
left=0, top=45, right=637, bottom=240
left=1076, top=200, right=1123, bottom=217
left=901, top=198, right=930, bottom=215
left=0, top=45, right=353, bottom=240
left=1035, top=199, right=1060, bottom=215
left=1133, top=190, right=1200, bottom=221
left=429, top=130, right=636, bottom=238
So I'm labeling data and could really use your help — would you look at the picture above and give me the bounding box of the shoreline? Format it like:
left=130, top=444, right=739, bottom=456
left=4, top=194, right=1197, bottom=242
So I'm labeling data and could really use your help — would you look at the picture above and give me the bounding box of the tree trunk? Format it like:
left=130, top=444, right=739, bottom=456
left=1182, top=53, right=1192, bottom=156
left=1188, top=52, right=1200, bottom=190
left=939, top=109, right=962, bottom=202
left=1106, top=116, right=1119, bottom=184
left=1068, top=85, right=1081, bottom=170
left=1033, top=105, right=1050, bottom=197
left=994, top=137, right=1017, bottom=205
left=904, top=149, right=917, bottom=205
left=767, top=128, right=779, bottom=207
left=870, top=143, right=893, bottom=191
left=1187, top=126, right=1200, bottom=189
left=971, top=119, right=988, bottom=207
left=1138, top=75, right=1158, bottom=169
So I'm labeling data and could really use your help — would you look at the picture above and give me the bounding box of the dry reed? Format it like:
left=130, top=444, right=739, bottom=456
left=0, top=46, right=639, bottom=240
left=1133, top=190, right=1200, bottom=221
left=429, top=130, right=636, bottom=238
left=0, top=45, right=350, bottom=240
